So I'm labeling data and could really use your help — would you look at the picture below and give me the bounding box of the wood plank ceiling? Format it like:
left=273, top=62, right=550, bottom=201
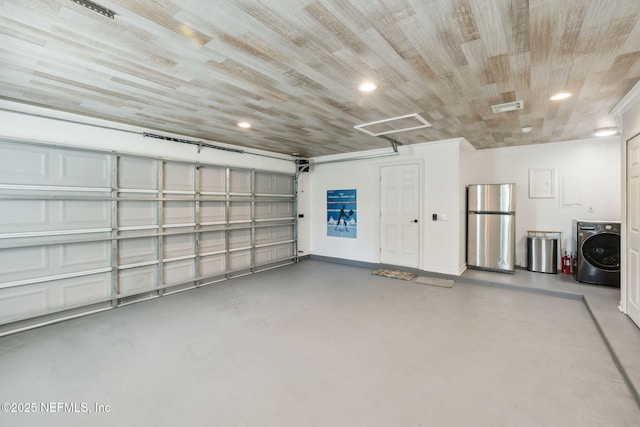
left=1, top=0, right=639, bottom=157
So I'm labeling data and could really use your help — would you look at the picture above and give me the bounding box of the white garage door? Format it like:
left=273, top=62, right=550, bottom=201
left=0, top=140, right=296, bottom=335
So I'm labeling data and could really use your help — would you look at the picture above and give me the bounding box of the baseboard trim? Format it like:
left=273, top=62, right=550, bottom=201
left=308, top=254, right=583, bottom=300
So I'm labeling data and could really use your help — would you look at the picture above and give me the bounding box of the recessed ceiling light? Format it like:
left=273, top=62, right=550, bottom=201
left=550, top=92, right=572, bottom=101
left=359, top=82, right=377, bottom=92
left=593, top=127, right=618, bottom=137
left=237, top=121, right=251, bottom=129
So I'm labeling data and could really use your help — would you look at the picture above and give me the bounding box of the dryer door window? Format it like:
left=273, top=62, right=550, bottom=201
left=581, top=233, right=620, bottom=271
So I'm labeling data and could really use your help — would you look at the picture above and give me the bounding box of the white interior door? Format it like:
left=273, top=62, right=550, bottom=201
left=627, top=134, right=640, bottom=328
left=380, top=164, right=420, bottom=268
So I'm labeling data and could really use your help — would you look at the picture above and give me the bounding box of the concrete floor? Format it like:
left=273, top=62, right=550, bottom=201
left=1, top=259, right=639, bottom=426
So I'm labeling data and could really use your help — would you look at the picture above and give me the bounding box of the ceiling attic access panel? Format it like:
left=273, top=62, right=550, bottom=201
left=354, top=114, right=432, bottom=137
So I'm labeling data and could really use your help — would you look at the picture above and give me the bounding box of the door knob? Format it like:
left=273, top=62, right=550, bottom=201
left=411, top=219, right=418, bottom=223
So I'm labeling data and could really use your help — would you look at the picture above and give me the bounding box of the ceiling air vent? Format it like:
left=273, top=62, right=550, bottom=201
left=70, top=0, right=116, bottom=19
left=491, top=100, right=524, bottom=114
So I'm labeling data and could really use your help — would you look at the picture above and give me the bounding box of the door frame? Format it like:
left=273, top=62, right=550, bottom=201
left=378, top=160, right=424, bottom=270
left=623, top=131, right=640, bottom=326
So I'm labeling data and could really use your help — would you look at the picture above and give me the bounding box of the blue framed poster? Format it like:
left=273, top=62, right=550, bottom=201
left=327, top=189, right=357, bottom=238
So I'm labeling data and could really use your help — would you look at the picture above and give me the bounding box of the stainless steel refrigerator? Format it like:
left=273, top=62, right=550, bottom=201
left=467, top=184, right=516, bottom=273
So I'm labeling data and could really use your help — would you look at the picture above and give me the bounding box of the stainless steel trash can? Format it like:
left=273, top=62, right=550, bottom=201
left=527, top=237, right=558, bottom=274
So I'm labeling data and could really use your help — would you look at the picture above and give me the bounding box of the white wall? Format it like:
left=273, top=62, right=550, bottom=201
left=468, top=137, right=621, bottom=266
left=0, top=101, right=295, bottom=174
left=309, top=139, right=468, bottom=275
left=308, top=136, right=620, bottom=274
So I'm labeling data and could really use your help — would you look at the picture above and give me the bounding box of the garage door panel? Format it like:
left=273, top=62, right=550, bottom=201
left=60, top=200, right=109, bottom=228
left=229, top=250, right=251, bottom=271
left=229, top=229, right=251, bottom=249
left=60, top=241, right=110, bottom=270
left=229, top=170, right=252, bottom=193
left=163, top=259, right=195, bottom=285
left=0, top=246, right=48, bottom=282
left=62, top=273, right=111, bottom=306
left=199, top=231, right=225, bottom=253
left=119, top=237, right=158, bottom=265
left=0, top=287, right=48, bottom=324
left=119, top=201, right=157, bottom=227
left=164, top=234, right=195, bottom=258
left=119, top=157, right=157, bottom=189
left=199, top=254, right=225, bottom=278
left=255, top=173, right=293, bottom=194
left=0, top=143, right=49, bottom=185
left=255, top=225, right=293, bottom=244
left=164, top=201, right=195, bottom=225
left=255, top=201, right=293, bottom=219
left=119, top=266, right=158, bottom=296
left=200, top=166, right=225, bottom=193
left=164, top=162, right=194, bottom=192
left=255, top=244, right=293, bottom=265
left=200, top=201, right=225, bottom=223
left=0, top=243, right=109, bottom=285
left=0, top=200, right=48, bottom=232
left=57, top=151, right=110, bottom=187
left=229, top=201, right=250, bottom=221
left=0, top=272, right=111, bottom=324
